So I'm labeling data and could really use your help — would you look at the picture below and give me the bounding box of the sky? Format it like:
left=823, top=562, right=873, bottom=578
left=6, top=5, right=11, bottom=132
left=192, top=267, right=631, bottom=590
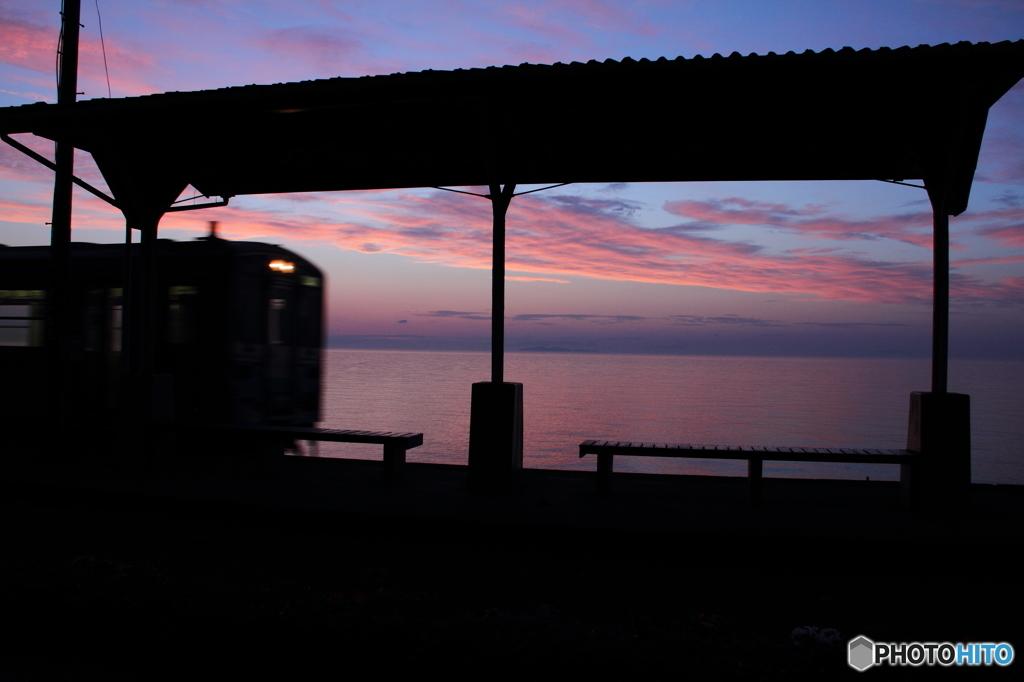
left=1, top=0, right=1023, bottom=358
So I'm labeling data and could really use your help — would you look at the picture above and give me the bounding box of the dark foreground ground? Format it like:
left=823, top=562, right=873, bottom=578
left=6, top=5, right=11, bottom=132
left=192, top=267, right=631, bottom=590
left=2, top=461, right=1021, bottom=680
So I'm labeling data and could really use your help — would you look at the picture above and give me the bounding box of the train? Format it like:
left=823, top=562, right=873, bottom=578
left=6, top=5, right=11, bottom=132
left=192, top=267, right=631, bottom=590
left=0, top=230, right=324, bottom=436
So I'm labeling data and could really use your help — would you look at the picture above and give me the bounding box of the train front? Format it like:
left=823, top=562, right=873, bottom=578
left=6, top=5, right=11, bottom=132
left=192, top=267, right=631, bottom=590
left=163, top=238, right=325, bottom=429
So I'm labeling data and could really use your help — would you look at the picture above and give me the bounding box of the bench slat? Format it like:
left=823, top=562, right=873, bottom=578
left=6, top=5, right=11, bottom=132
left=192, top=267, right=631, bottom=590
left=167, top=422, right=423, bottom=448
left=579, top=438, right=919, bottom=503
left=579, top=440, right=917, bottom=464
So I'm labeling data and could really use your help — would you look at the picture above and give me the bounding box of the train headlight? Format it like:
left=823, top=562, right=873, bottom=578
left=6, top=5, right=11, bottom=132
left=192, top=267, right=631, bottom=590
left=269, top=260, right=295, bottom=273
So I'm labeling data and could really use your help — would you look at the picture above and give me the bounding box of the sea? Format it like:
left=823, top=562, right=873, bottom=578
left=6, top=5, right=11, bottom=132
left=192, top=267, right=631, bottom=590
left=312, top=349, right=1024, bottom=485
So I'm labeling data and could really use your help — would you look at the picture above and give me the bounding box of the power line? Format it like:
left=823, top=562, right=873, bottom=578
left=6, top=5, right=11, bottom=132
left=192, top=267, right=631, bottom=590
left=55, top=2, right=65, bottom=95
left=95, top=0, right=112, bottom=98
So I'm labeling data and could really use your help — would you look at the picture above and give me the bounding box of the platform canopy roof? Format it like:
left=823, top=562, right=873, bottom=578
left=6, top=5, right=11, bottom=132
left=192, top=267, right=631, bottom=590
left=2, top=40, right=1024, bottom=216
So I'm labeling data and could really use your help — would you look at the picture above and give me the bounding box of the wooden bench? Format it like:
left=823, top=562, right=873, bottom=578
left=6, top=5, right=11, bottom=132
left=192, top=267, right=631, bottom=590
left=579, top=440, right=919, bottom=502
left=165, top=423, right=423, bottom=483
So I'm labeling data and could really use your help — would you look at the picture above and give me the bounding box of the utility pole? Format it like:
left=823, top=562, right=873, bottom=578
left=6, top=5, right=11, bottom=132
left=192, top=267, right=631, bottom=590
left=49, top=0, right=81, bottom=451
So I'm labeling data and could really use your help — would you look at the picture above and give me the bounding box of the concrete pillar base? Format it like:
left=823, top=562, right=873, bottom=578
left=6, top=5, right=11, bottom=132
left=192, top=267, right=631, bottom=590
left=903, top=391, right=971, bottom=511
left=116, top=372, right=149, bottom=468
left=149, top=373, right=177, bottom=471
left=468, top=382, right=523, bottom=493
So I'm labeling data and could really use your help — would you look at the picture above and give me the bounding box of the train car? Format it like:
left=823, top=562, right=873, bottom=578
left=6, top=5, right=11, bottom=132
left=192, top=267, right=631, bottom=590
left=0, top=232, right=324, bottom=434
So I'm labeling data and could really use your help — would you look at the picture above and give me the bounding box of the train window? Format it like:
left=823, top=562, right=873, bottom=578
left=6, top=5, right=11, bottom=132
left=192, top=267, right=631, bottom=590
left=0, top=305, right=34, bottom=346
left=109, top=288, right=123, bottom=353
left=83, top=289, right=104, bottom=352
left=110, top=306, right=123, bottom=352
left=0, top=290, right=45, bottom=347
left=268, top=298, right=286, bottom=345
left=168, top=285, right=199, bottom=344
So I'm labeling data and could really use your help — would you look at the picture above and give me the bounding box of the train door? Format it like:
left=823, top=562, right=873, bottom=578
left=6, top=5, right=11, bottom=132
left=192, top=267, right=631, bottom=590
left=79, top=287, right=118, bottom=416
left=294, top=273, right=322, bottom=420
left=267, top=278, right=294, bottom=420
left=165, top=283, right=208, bottom=420
left=0, top=289, right=47, bottom=424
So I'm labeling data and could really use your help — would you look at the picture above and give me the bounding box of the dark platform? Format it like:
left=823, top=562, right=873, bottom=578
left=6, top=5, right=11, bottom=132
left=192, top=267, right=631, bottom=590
left=6, top=454, right=1021, bottom=545
left=3, top=456, right=1022, bottom=679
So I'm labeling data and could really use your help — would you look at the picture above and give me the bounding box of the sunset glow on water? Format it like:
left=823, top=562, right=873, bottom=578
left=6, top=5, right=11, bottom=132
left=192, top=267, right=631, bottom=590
left=314, top=349, right=1024, bottom=485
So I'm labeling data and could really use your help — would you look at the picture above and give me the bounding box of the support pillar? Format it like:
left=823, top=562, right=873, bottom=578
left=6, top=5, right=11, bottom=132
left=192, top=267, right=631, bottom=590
left=931, top=206, right=949, bottom=394
left=904, top=191, right=970, bottom=510
left=489, top=182, right=515, bottom=385
left=90, top=140, right=187, bottom=468
left=468, top=381, right=523, bottom=492
left=903, top=392, right=971, bottom=510
left=467, top=183, right=523, bottom=492
left=118, top=209, right=165, bottom=469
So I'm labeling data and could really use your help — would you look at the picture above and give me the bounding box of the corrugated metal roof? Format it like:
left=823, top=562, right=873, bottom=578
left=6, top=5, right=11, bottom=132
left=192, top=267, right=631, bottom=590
left=3, top=40, right=1020, bottom=113
left=2, top=40, right=1023, bottom=214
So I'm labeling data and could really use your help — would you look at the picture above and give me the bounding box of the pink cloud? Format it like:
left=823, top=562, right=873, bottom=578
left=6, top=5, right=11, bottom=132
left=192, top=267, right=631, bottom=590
left=976, top=224, right=1024, bottom=247
left=495, top=6, right=597, bottom=53
left=428, top=0, right=661, bottom=70
left=976, top=131, right=1024, bottom=184
left=0, top=136, right=56, bottom=183
left=499, top=0, right=658, bottom=41
left=1, top=154, right=1020, bottom=308
left=664, top=197, right=937, bottom=247
left=256, top=25, right=368, bottom=73
left=976, top=82, right=1024, bottom=184
left=75, top=40, right=161, bottom=99
left=0, top=197, right=51, bottom=225
left=952, top=255, right=1024, bottom=266
left=664, top=197, right=1024, bottom=254
left=0, top=12, right=158, bottom=99
left=970, top=205, right=1024, bottom=247
left=507, top=275, right=570, bottom=283
left=0, top=15, right=54, bottom=74
left=143, top=190, right=1023, bottom=307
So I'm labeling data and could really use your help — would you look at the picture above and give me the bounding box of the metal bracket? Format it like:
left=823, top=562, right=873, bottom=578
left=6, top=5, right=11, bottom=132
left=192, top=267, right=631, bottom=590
left=1, top=133, right=230, bottom=214
left=164, top=197, right=231, bottom=212
left=430, top=186, right=490, bottom=198
left=512, top=182, right=572, bottom=197
left=1, top=132, right=120, bottom=208
left=877, top=178, right=926, bottom=189
left=431, top=182, right=572, bottom=200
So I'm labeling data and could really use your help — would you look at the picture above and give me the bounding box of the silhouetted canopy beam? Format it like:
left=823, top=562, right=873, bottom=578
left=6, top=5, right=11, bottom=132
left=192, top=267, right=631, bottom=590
left=3, top=40, right=1024, bottom=392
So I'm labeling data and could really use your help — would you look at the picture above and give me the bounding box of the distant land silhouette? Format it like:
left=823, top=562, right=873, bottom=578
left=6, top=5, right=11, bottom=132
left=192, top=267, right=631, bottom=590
left=519, top=346, right=600, bottom=353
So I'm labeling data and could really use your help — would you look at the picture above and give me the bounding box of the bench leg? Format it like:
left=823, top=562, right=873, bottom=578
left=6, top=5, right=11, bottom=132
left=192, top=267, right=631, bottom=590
left=748, top=458, right=763, bottom=504
left=597, top=452, right=613, bottom=498
left=150, top=424, right=178, bottom=473
left=262, top=435, right=286, bottom=475
left=900, top=461, right=917, bottom=510
left=383, top=443, right=406, bottom=485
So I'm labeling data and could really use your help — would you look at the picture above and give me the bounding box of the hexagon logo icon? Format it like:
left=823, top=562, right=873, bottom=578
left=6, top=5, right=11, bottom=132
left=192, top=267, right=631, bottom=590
left=849, top=636, right=875, bottom=671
